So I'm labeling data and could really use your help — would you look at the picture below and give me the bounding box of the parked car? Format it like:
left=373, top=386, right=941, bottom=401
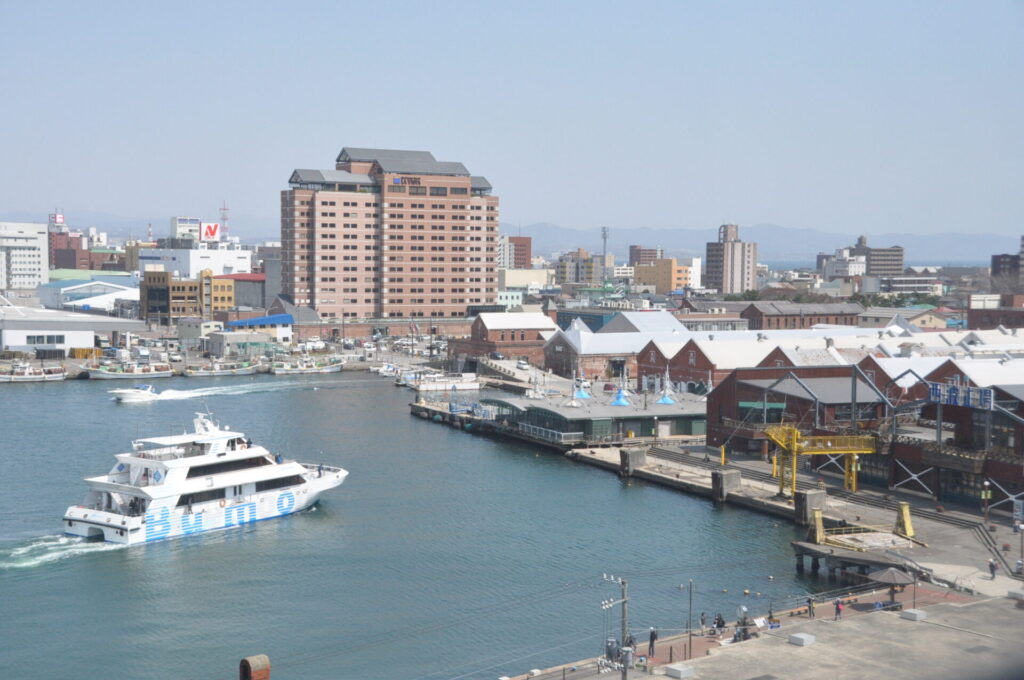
left=168, top=353, right=183, bottom=362
left=516, top=360, right=530, bottom=370
left=603, top=382, right=618, bottom=392
left=489, top=351, right=505, bottom=360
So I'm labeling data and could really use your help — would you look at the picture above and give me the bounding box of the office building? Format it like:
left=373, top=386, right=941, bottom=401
left=704, top=224, right=756, bottom=294
left=282, top=147, right=499, bottom=319
left=632, top=258, right=693, bottom=294
left=0, top=221, right=49, bottom=290
left=136, top=240, right=252, bottom=278
left=628, top=245, right=663, bottom=267
left=849, top=235, right=904, bottom=277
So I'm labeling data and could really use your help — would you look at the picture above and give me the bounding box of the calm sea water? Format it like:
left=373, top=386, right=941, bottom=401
left=0, top=374, right=812, bottom=680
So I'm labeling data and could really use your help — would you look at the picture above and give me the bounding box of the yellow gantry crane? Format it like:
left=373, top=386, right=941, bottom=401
left=763, top=425, right=877, bottom=498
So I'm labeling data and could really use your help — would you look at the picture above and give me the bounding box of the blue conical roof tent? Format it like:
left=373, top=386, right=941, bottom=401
left=610, top=388, right=631, bottom=406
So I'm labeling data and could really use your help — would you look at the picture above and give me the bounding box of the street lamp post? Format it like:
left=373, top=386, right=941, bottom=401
left=982, top=480, right=992, bottom=523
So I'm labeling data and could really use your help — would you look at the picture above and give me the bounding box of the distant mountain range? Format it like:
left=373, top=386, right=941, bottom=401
left=510, top=222, right=1014, bottom=267
left=2, top=209, right=1011, bottom=267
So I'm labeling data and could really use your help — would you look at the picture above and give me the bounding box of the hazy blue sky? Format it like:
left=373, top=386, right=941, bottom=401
left=0, top=1, right=1021, bottom=238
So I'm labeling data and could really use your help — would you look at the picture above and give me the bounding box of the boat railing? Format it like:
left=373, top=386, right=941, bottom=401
left=134, top=444, right=205, bottom=461
left=302, top=463, right=344, bottom=476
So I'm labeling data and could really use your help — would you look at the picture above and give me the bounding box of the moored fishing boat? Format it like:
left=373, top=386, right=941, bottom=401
left=0, top=362, right=66, bottom=383
left=82, top=361, right=174, bottom=379
left=270, top=355, right=344, bottom=375
left=183, top=361, right=258, bottom=377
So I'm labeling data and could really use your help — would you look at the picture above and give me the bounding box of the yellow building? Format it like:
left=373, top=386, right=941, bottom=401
left=633, top=258, right=691, bottom=294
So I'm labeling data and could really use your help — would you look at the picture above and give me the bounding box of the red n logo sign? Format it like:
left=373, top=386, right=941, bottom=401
left=201, top=222, right=220, bottom=241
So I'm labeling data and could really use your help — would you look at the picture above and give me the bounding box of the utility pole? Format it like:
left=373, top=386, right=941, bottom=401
left=687, top=578, right=693, bottom=660
left=601, top=574, right=629, bottom=680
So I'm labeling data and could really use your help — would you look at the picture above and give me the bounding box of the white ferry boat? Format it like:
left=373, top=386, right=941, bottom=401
left=409, top=372, right=481, bottom=392
left=270, top=356, right=344, bottom=375
left=183, top=361, right=258, bottom=377
left=63, top=413, right=348, bottom=544
left=0, top=362, right=66, bottom=383
left=109, top=384, right=160, bottom=403
left=83, top=361, right=174, bottom=379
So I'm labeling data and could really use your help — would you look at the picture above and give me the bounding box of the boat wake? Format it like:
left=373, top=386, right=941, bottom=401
left=157, top=378, right=380, bottom=401
left=0, top=535, right=126, bottom=570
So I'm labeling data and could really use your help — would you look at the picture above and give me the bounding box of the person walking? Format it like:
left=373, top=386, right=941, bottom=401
left=806, top=597, right=815, bottom=619
left=647, top=627, right=658, bottom=657
left=833, top=599, right=843, bottom=621
left=989, top=558, right=998, bottom=580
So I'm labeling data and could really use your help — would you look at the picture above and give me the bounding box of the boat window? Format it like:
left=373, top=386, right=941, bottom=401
left=186, top=456, right=271, bottom=478
left=255, top=475, right=306, bottom=492
left=176, top=488, right=227, bottom=506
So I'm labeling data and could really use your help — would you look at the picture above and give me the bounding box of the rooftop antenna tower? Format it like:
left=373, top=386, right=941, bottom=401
left=147, top=222, right=153, bottom=241
left=601, top=226, right=610, bottom=283
left=220, top=201, right=230, bottom=239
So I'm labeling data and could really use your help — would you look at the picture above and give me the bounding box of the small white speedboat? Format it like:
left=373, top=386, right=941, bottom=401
left=109, top=384, right=160, bottom=403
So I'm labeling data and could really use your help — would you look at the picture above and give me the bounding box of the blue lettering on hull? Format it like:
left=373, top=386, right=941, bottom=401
left=145, top=507, right=172, bottom=542
left=140, top=491, right=306, bottom=543
left=223, top=502, right=258, bottom=528
left=277, top=491, right=296, bottom=515
left=180, top=513, right=204, bottom=534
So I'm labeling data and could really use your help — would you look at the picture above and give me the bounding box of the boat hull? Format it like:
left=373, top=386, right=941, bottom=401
left=183, top=366, right=257, bottom=377
left=87, top=368, right=174, bottom=379
left=63, top=470, right=347, bottom=545
left=413, top=381, right=481, bottom=392
left=110, top=392, right=159, bottom=403
left=0, top=372, right=66, bottom=382
left=270, top=364, right=343, bottom=375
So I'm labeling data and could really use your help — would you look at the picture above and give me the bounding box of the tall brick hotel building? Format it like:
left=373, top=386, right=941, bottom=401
left=282, top=147, right=499, bottom=319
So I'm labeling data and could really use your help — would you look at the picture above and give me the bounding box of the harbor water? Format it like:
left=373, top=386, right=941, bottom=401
left=1, top=374, right=814, bottom=679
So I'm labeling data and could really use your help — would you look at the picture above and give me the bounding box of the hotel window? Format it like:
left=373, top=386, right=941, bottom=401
left=410, top=186, right=427, bottom=195
left=429, top=187, right=448, bottom=196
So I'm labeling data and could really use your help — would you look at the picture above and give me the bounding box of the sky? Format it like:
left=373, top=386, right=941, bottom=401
left=0, top=1, right=1021, bottom=239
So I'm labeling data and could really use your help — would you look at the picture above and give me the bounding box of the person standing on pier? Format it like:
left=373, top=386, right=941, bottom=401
left=833, top=599, right=843, bottom=621
left=988, top=558, right=998, bottom=579
left=806, top=597, right=815, bottom=619
left=700, top=612, right=707, bottom=632
left=648, top=627, right=658, bottom=657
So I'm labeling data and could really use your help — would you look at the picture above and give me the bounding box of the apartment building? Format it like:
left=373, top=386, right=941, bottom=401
left=0, top=221, right=49, bottom=290
left=704, top=224, right=757, bottom=294
left=140, top=269, right=235, bottom=324
left=282, top=147, right=499, bottom=319
left=628, top=245, right=663, bottom=267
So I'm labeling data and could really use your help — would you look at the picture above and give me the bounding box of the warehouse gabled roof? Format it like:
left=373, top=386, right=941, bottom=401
left=740, top=377, right=881, bottom=404
left=477, top=312, right=557, bottom=331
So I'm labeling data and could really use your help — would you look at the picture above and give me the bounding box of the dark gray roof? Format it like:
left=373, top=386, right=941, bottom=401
left=747, top=302, right=865, bottom=315
left=290, top=169, right=374, bottom=185
left=335, top=147, right=470, bottom=176
left=471, top=176, right=492, bottom=190
left=337, top=147, right=436, bottom=163
left=268, top=296, right=321, bottom=324
left=739, top=377, right=881, bottom=404
left=377, top=158, right=468, bottom=175
left=995, top=384, right=1024, bottom=402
